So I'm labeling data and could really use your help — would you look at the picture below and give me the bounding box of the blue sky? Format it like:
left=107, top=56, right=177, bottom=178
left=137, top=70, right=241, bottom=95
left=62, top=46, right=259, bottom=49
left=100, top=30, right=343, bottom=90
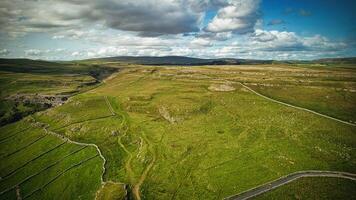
left=0, top=0, right=355, bottom=60
left=262, top=0, right=356, bottom=39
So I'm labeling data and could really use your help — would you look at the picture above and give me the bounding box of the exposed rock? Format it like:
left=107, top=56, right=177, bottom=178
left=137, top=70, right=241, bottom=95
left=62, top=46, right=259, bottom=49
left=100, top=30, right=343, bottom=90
left=208, top=84, right=235, bottom=92
left=158, top=107, right=176, bottom=124
left=6, top=94, right=70, bottom=108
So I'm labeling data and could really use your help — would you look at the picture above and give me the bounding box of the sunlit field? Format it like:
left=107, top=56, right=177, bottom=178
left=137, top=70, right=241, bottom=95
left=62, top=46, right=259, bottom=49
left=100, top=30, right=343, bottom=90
left=2, top=63, right=355, bottom=199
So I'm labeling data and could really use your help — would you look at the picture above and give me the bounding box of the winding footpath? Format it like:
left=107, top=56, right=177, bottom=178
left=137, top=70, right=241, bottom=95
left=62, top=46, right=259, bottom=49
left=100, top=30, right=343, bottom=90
left=225, top=171, right=356, bottom=200
left=222, top=83, right=356, bottom=199
left=132, top=132, right=157, bottom=200
left=238, top=82, right=356, bottom=127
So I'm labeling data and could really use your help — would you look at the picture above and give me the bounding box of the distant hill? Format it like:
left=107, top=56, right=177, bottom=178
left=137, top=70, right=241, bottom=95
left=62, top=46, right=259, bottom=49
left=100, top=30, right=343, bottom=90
left=0, top=58, right=117, bottom=80
left=313, top=57, right=356, bottom=64
left=89, top=56, right=273, bottom=65
left=89, top=56, right=355, bottom=65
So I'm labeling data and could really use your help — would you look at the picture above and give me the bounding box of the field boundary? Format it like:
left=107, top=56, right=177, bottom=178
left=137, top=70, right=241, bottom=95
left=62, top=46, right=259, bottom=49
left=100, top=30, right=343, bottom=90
left=2, top=141, right=67, bottom=179
left=27, top=116, right=107, bottom=183
left=0, top=127, right=31, bottom=144
left=0, top=145, right=87, bottom=195
left=23, top=154, right=99, bottom=199
left=238, top=82, right=356, bottom=127
left=225, top=170, right=356, bottom=200
left=0, top=134, right=47, bottom=159
left=104, top=96, right=116, bottom=116
left=43, top=126, right=107, bottom=183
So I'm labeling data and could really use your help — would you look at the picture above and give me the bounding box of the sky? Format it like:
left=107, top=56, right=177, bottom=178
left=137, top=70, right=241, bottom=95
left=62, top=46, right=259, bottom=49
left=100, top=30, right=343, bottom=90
left=0, top=0, right=355, bottom=60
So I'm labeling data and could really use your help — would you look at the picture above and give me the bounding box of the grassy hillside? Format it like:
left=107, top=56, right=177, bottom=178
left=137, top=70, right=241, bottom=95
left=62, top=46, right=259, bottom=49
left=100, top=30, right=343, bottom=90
left=0, top=118, right=103, bottom=200
left=255, top=177, right=356, bottom=199
left=0, top=59, right=117, bottom=79
left=8, top=64, right=352, bottom=199
left=1, top=60, right=355, bottom=199
left=0, top=59, right=118, bottom=126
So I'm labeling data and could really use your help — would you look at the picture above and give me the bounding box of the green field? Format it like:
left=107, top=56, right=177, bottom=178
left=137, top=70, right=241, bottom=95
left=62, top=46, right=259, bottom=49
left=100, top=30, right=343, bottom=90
left=0, top=118, right=103, bottom=200
left=255, top=177, right=356, bottom=199
left=0, top=59, right=118, bottom=126
left=1, top=62, right=355, bottom=199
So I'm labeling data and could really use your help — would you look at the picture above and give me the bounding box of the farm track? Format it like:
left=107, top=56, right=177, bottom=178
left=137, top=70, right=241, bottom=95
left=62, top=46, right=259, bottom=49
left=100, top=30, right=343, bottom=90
left=238, top=82, right=356, bottom=127
left=132, top=131, right=156, bottom=200
left=225, top=171, right=356, bottom=200
left=118, top=131, right=134, bottom=183
left=105, top=96, right=135, bottom=184
left=105, top=95, right=134, bottom=183
left=108, top=94, right=155, bottom=200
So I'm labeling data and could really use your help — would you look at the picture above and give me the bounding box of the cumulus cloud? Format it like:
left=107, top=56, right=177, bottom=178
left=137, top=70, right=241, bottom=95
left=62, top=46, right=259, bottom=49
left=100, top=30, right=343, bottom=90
left=1, top=0, right=225, bottom=36
left=0, top=0, right=352, bottom=61
left=24, top=48, right=68, bottom=57
left=25, top=49, right=43, bottom=56
left=205, top=0, right=261, bottom=33
left=0, top=49, right=10, bottom=56
left=250, top=29, right=346, bottom=52
left=190, top=38, right=213, bottom=47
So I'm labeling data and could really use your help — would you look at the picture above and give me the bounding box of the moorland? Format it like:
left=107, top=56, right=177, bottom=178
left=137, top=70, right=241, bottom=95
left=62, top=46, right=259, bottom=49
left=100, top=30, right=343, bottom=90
left=0, top=56, right=355, bottom=200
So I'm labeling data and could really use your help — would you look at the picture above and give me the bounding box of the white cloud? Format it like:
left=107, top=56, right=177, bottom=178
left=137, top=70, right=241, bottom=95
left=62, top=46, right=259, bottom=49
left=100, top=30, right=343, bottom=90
left=250, top=29, right=346, bottom=52
left=0, top=0, right=211, bottom=36
left=0, top=0, right=352, bottom=61
left=24, top=48, right=68, bottom=58
left=190, top=38, right=213, bottom=47
left=71, top=51, right=81, bottom=57
left=19, top=29, right=350, bottom=61
left=205, top=0, right=261, bottom=33
left=25, top=49, right=43, bottom=56
left=0, top=49, right=10, bottom=56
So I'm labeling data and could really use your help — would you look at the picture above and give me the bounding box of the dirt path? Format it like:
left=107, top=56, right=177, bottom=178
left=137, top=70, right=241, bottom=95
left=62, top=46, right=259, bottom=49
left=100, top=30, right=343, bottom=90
left=132, top=132, right=156, bottom=200
left=104, top=96, right=115, bottom=116
left=118, top=132, right=135, bottom=183
left=91, top=95, right=154, bottom=200
left=224, top=170, right=356, bottom=200
left=16, top=185, right=21, bottom=200
left=238, top=82, right=356, bottom=127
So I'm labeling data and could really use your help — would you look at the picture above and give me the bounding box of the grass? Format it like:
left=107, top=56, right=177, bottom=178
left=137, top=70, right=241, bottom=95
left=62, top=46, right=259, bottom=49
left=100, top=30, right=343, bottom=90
left=0, top=119, right=103, bottom=200
left=33, top=94, right=114, bottom=129
left=98, top=66, right=356, bottom=199
left=0, top=59, right=118, bottom=126
left=255, top=177, right=356, bottom=199
left=96, top=181, right=127, bottom=200
left=1, top=62, right=355, bottom=199
left=249, top=84, right=356, bottom=123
